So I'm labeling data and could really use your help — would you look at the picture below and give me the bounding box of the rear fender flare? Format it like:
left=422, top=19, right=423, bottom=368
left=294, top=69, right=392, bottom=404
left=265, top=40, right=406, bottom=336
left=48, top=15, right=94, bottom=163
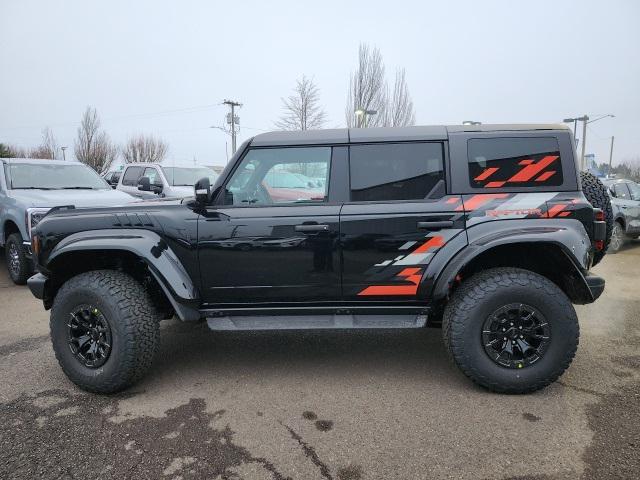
left=429, top=219, right=593, bottom=302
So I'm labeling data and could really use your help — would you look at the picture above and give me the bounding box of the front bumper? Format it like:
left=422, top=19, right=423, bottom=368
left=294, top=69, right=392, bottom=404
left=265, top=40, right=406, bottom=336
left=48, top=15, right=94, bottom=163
left=585, top=273, right=605, bottom=301
left=27, top=273, right=47, bottom=300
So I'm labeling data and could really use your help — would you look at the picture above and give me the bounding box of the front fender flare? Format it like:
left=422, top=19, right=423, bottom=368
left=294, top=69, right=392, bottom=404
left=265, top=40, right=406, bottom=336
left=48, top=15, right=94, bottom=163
left=46, top=229, right=200, bottom=321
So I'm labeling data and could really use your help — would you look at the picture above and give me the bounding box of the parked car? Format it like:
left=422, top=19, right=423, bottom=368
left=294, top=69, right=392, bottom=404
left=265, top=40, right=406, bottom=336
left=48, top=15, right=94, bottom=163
left=102, top=169, right=122, bottom=189
left=27, top=124, right=611, bottom=394
left=116, top=163, right=218, bottom=199
left=602, top=178, right=640, bottom=252
left=0, top=158, right=135, bottom=284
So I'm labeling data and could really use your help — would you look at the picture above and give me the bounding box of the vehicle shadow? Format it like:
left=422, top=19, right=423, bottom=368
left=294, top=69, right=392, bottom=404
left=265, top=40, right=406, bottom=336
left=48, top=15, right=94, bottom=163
left=152, top=319, right=464, bottom=390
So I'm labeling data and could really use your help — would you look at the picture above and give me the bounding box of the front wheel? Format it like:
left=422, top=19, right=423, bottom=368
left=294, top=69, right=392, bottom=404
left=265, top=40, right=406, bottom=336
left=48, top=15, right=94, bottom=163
left=50, top=270, right=160, bottom=393
left=5, top=232, right=33, bottom=285
left=443, top=268, right=579, bottom=394
left=608, top=221, right=624, bottom=254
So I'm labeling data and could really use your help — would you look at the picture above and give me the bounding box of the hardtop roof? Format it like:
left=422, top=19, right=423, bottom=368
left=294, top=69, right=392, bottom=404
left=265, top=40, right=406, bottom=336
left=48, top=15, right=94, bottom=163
left=250, top=124, right=570, bottom=147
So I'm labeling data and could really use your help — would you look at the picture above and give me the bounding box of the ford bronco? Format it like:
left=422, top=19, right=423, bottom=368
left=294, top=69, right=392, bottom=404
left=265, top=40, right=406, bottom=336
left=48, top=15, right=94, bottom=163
left=27, top=124, right=612, bottom=394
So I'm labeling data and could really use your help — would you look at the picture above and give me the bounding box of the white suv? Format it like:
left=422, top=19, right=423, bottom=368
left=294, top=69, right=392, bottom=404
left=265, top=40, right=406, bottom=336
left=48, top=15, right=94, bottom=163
left=116, top=163, right=219, bottom=199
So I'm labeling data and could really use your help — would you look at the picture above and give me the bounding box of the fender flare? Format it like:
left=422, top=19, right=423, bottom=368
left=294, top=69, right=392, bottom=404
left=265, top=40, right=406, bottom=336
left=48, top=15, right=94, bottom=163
left=46, top=229, right=200, bottom=321
left=429, top=219, right=594, bottom=303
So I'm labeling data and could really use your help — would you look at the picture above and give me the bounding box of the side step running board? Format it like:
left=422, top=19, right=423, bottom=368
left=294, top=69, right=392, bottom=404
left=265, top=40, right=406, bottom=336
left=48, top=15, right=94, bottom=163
left=206, top=314, right=428, bottom=331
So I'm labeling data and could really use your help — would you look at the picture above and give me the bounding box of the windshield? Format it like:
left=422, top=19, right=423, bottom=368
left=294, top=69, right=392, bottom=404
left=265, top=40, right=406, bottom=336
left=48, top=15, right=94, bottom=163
left=161, top=167, right=218, bottom=186
left=6, top=163, right=110, bottom=190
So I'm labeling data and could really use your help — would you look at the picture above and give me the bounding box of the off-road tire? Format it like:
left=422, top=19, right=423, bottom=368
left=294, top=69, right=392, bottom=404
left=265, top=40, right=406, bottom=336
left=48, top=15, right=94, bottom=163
left=5, top=232, right=33, bottom=285
left=579, top=171, right=613, bottom=266
left=50, top=270, right=160, bottom=394
left=443, top=267, right=579, bottom=394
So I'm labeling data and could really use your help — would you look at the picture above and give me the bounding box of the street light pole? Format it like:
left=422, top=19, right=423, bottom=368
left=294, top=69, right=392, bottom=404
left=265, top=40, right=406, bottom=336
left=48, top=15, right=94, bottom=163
left=580, top=115, right=588, bottom=171
left=608, top=136, right=615, bottom=177
left=61, top=146, right=67, bottom=161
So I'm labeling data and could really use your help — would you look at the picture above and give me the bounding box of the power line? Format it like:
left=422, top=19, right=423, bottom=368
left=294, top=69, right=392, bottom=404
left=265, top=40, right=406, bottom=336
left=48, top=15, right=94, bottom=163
left=0, top=102, right=224, bottom=131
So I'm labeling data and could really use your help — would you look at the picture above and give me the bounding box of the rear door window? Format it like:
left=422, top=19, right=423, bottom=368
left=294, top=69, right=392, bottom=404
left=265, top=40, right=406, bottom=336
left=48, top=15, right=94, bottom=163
left=349, top=142, right=445, bottom=201
left=613, top=183, right=630, bottom=199
left=122, top=166, right=144, bottom=186
left=468, top=137, right=563, bottom=189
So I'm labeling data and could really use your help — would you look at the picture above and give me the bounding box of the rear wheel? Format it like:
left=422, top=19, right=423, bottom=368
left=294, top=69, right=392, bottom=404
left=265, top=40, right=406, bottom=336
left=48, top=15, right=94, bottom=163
left=5, top=232, right=33, bottom=285
left=443, top=267, right=579, bottom=394
left=50, top=270, right=160, bottom=393
left=579, top=171, right=613, bottom=266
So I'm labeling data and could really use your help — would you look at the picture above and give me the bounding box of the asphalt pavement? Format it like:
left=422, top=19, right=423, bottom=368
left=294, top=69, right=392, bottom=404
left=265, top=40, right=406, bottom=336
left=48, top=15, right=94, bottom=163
left=0, top=243, right=638, bottom=480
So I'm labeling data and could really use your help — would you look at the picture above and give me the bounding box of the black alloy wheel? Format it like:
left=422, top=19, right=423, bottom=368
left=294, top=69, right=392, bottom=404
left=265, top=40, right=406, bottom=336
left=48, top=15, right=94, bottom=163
left=481, top=303, right=551, bottom=369
left=67, top=305, right=112, bottom=368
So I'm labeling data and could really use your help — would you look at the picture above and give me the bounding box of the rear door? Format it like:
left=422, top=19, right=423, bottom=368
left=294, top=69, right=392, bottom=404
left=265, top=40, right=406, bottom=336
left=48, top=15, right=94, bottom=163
left=198, top=145, right=344, bottom=305
left=340, top=142, right=464, bottom=301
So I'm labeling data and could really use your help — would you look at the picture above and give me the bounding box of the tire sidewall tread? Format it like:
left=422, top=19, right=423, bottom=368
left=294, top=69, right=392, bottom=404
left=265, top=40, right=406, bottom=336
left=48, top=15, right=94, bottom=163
left=50, top=270, right=160, bottom=394
left=443, top=267, right=579, bottom=394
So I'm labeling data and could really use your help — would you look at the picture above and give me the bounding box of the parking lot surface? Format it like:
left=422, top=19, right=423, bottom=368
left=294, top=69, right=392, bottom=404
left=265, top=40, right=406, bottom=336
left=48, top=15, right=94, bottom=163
left=0, top=244, right=638, bottom=480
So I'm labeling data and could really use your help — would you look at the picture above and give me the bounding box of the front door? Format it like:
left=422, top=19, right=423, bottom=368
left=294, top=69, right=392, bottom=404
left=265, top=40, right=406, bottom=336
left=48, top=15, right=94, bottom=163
left=198, top=145, right=341, bottom=305
left=340, top=141, right=465, bottom=301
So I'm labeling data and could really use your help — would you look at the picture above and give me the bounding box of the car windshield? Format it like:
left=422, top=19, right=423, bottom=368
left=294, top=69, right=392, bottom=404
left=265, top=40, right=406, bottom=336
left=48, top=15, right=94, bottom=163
left=161, top=167, right=218, bottom=186
left=6, top=163, right=110, bottom=190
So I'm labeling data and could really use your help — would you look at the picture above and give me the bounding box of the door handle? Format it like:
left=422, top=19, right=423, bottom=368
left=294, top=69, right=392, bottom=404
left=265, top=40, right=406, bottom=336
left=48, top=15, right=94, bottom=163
left=417, top=220, right=454, bottom=230
left=295, top=224, right=329, bottom=232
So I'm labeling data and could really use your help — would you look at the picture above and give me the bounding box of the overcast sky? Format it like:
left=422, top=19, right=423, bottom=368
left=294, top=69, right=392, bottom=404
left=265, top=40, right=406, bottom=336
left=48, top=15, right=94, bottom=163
left=1, top=0, right=639, bottom=167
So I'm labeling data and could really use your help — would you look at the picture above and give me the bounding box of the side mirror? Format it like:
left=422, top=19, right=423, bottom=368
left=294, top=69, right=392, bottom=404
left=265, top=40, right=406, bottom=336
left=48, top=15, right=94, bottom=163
left=151, top=181, right=163, bottom=194
left=138, top=176, right=151, bottom=191
left=194, top=177, right=211, bottom=205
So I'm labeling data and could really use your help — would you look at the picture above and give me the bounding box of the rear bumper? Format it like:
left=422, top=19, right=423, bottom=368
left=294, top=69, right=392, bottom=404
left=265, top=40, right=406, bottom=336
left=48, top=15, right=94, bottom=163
left=585, top=273, right=605, bottom=301
left=27, top=273, right=47, bottom=300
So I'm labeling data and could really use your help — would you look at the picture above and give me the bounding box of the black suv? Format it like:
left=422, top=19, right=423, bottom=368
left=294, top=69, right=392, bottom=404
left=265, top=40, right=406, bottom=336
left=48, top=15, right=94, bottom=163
left=27, top=124, right=611, bottom=394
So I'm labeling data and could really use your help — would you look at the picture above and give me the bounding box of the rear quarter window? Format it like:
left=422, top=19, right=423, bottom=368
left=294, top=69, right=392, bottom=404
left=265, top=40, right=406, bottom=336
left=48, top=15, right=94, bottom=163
left=468, top=137, right=563, bottom=189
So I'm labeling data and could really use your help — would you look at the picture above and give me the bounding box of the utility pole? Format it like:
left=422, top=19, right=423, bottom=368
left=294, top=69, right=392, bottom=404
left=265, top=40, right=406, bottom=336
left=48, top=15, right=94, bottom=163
left=223, top=99, right=242, bottom=154
left=579, top=115, right=589, bottom=171
left=608, top=136, right=615, bottom=178
left=61, top=146, right=67, bottom=161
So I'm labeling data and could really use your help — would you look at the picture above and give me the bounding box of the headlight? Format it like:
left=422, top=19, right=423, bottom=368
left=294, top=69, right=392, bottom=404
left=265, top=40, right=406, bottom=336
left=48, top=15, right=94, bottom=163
left=26, top=208, right=50, bottom=238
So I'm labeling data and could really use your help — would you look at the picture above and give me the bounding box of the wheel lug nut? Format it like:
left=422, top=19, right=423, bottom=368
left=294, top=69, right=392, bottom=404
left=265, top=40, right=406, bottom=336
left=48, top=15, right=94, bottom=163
left=520, top=335, right=523, bottom=339
left=519, top=326, right=522, bottom=329
left=510, top=322, right=514, bottom=326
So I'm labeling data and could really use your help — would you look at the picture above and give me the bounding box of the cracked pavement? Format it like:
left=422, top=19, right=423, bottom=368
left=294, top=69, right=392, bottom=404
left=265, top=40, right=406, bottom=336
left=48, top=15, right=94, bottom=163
left=0, top=242, right=638, bottom=479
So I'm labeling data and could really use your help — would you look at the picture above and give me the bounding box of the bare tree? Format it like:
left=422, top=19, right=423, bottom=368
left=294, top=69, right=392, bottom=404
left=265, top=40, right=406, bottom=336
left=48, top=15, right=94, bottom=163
left=74, top=107, right=117, bottom=172
left=28, top=127, right=59, bottom=159
left=275, top=76, right=327, bottom=131
left=0, top=143, right=27, bottom=158
left=121, top=134, right=169, bottom=163
left=345, top=44, right=387, bottom=128
left=384, top=69, right=416, bottom=127
left=345, top=43, right=416, bottom=128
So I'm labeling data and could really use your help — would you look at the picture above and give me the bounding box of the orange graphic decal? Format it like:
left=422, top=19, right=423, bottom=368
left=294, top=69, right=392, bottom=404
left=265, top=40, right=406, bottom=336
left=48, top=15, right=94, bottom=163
left=508, top=155, right=559, bottom=183
left=413, top=235, right=445, bottom=253
left=456, top=193, right=509, bottom=211
left=518, top=159, right=534, bottom=165
left=485, top=181, right=506, bottom=188
left=547, top=204, right=568, bottom=218
left=535, top=171, right=556, bottom=182
left=358, top=268, right=422, bottom=296
left=474, top=167, right=499, bottom=181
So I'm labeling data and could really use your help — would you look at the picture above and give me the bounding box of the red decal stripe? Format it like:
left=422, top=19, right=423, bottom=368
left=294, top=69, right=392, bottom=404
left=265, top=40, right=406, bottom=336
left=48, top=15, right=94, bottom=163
left=446, top=197, right=460, bottom=204
left=485, top=181, right=506, bottom=188
left=519, top=159, right=534, bottom=165
left=474, top=167, right=499, bottom=181
left=413, top=235, right=445, bottom=253
left=508, top=155, right=559, bottom=182
left=558, top=211, right=571, bottom=217
left=535, top=171, right=556, bottom=182
left=358, top=268, right=422, bottom=296
left=456, top=193, right=509, bottom=211
left=547, top=204, right=567, bottom=218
